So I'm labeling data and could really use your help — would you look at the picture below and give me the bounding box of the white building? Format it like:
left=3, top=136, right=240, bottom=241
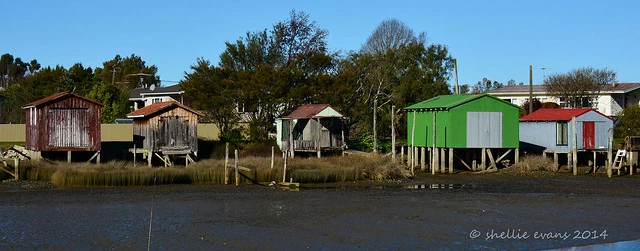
left=487, top=83, right=640, bottom=117
left=129, top=84, right=184, bottom=111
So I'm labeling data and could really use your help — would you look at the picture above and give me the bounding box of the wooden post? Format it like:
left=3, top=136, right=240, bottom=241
left=96, top=152, right=100, bottom=164
left=572, top=117, right=578, bottom=175
left=416, top=147, right=420, bottom=167
left=449, top=148, right=454, bottom=174
left=514, top=148, right=519, bottom=164
left=148, top=152, right=152, bottom=167
left=234, top=149, right=239, bottom=186
left=373, top=99, right=378, bottom=154
left=421, top=147, right=426, bottom=171
left=391, top=105, right=396, bottom=162
left=341, top=118, right=346, bottom=156
left=593, top=151, right=597, bottom=175
left=283, top=151, right=288, bottom=183
left=400, top=145, right=404, bottom=164
left=472, top=150, right=477, bottom=171
left=271, top=146, right=275, bottom=169
left=14, top=158, right=19, bottom=180
left=481, top=148, right=486, bottom=171
left=440, top=148, right=446, bottom=173
left=67, top=151, right=71, bottom=164
left=630, top=151, right=634, bottom=175
left=224, top=142, right=229, bottom=185
left=554, top=152, right=559, bottom=171
left=567, top=152, right=572, bottom=171
left=607, top=128, right=613, bottom=178
left=289, top=119, right=294, bottom=158
left=317, top=118, right=321, bottom=158
left=133, top=146, right=137, bottom=167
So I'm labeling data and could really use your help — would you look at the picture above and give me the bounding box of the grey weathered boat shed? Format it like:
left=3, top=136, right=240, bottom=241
left=127, top=101, right=204, bottom=167
left=276, top=104, right=347, bottom=157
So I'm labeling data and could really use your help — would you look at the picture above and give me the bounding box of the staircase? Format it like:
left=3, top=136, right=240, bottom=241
left=611, top=149, right=626, bottom=174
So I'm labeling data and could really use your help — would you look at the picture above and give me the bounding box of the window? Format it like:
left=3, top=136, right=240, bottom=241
left=556, top=122, right=568, bottom=145
left=152, top=98, right=163, bottom=104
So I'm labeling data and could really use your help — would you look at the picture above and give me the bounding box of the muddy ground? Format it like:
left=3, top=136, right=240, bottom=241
left=0, top=171, right=639, bottom=250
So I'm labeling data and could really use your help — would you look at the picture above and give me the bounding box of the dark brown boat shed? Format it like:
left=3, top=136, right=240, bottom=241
left=22, top=92, right=104, bottom=162
left=127, top=101, right=204, bottom=167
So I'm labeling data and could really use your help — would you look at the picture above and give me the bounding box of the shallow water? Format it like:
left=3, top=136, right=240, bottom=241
left=1, top=180, right=638, bottom=250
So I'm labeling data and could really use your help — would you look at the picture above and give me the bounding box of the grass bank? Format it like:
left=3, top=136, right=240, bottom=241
left=8, top=154, right=409, bottom=187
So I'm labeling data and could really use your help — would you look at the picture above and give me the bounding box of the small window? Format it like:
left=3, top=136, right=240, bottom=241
left=556, top=122, right=568, bottom=145
left=152, top=98, right=163, bottom=104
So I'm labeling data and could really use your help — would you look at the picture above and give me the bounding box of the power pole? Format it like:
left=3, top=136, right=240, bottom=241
left=454, top=58, right=459, bottom=94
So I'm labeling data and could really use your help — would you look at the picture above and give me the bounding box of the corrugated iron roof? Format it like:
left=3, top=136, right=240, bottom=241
left=23, top=92, right=104, bottom=108
left=283, top=104, right=345, bottom=119
left=126, top=101, right=205, bottom=118
left=404, top=94, right=519, bottom=110
left=520, top=108, right=614, bottom=122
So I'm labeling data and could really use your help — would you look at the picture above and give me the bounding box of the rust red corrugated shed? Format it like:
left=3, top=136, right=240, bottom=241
left=127, top=101, right=204, bottom=118
left=520, top=108, right=614, bottom=122
left=283, top=104, right=345, bottom=119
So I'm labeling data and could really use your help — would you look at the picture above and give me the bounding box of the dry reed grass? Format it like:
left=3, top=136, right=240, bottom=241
left=510, top=154, right=556, bottom=172
left=11, top=154, right=410, bottom=187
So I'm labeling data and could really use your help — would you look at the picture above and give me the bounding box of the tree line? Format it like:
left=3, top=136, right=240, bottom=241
left=2, top=10, right=628, bottom=147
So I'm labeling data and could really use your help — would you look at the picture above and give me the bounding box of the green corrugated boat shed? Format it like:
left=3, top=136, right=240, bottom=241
left=404, top=94, right=520, bottom=148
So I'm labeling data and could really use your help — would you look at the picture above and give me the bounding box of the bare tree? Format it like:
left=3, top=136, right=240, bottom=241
left=361, top=19, right=418, bottom=55
left=544, top=67, right=615, bottom=108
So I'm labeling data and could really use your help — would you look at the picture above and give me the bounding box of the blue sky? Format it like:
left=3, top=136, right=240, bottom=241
left=2, top=0, right=639, bottom=87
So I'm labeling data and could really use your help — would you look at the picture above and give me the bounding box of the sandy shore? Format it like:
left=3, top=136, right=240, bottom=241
left=0, top=171, right=639, bottom=250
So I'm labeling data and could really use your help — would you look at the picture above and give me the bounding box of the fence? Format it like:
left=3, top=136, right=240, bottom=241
left=0, top=123, right=221, bottom=143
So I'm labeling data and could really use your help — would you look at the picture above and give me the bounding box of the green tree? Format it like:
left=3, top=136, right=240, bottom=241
left=615, top=105, right=640, bottom=139
left=544, top=67, right=615, bottom=108
left=181, top=58, right=239, bottom=135
left=95, top=54, right=159, bottom=90
left=86, top=82, right=130, bottom=123
left=472, top=78, right=503, bottom=93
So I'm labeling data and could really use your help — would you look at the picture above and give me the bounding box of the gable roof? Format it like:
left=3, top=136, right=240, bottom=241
left=487, top=83, right=640, bottom=95
left=126, top=101, right=204, bottom=118
left=129, top=84, right=184, bottom=99
left=520, top=108, right=614, bottom=122
left=404, top=94, right=520, bottom=111
left=282, top=104, right=346, bottom=119
left=22, top=92, right=104, bottom=108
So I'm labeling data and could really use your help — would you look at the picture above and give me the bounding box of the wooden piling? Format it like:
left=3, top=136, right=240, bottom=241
left=283, top=151, right=288, bottom=183
left=14, top=158, right=19, bottom=180
left=421, top=147, right=426, bottom=171
left=449, top=148, right=454, bottom=174
left=440, top=148, right=445, bottom=173
left=234, top=149, right=239, bottom=186
left=225, top=143, right=229, bottom=185
left=481, top=148, right=486, bottom=171
left=271, top=146, right=275, bottom=169
left=67, top=151, right=71, bottom=164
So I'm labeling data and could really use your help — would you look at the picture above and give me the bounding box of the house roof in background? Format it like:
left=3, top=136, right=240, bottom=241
left=126, top=101, right=204, bottom=118
left=129, top=84, right=183, bottom=99
left=404, top=94, right=519, bottom=110
left=488, top=82, right=640, bottom=95
left=520, top=108, right=614, bottom=122
left=282, top=104, right=345, bottom=119
left=22, top=92, right=104, bottom=108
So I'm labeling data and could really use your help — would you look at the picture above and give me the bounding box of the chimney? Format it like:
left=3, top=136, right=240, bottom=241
left=612, top=73, right=617, bottom=86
